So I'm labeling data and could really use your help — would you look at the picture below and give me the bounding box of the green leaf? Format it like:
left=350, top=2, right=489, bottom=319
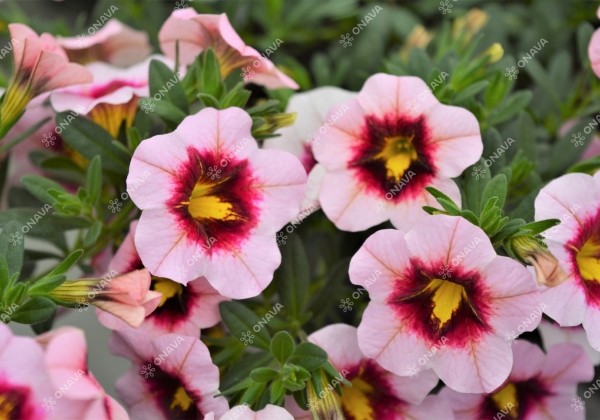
left=567, top=156, right=600, bottom=174
left=83, top=221, right=103, bottom=248
left=21, top=175, right=67, bottom=205
left=480, top=174, right=508, bottom=213
left=0, top=221, right=24, bottom=278
left=86, top=156, right=102, bottom=207
left=454, top=80, right=489, bottom=103
left=271, top=331, right=295, bottom=364
left=464, top=159, right=492, bottom=215
left=27, top=274, right=66, bottom=295
left=274, top=235, right=309, bottom=321
left=250, top=367, right=279, bottom=383
left=149, top=99, right=187, bottom=124
left=239, top=382, right=265, bottom=407
left=0, top=255, right=8, bottom=300
left=487, top=91, right=532, bottom=127
left=57, top=113, right=130, bottom=175
left=219, top=301, right=272, bottom=350
left=127, top=127, right=143, bottom=151
left=46, top=249, right=83, bottom=277
left=11, top=297, right=56, bottom=324
left=288, top=342, right=328, bottom=371
left=546, top=120, right=590, bottom=178
left=517, top=113, right=536, bottom=161
left=269, top=380, right=285, bottom=405
left=518, top=219, right=560, bottom=236
left=201, top=49, right=223, bottom=99
left=149, top=59, right=188, bottom=113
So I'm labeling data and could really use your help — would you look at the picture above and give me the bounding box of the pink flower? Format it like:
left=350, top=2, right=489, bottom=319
left=36, top=327, right=128, bottom=419
left=98, top=221, right=228, bottom=336
left=110, top=330, right=228, bottom=418
left=349, top=215, right=541, bottom=393
left=589, top=8, right=600, bottom=79
left=440, top=340, right=594, bottom=420
left=126, top=107, right=306, bottom=298
left=312, top=73, right=482, bottom=232
left=205, top=404, right=293, bottom=420
left=48, top=269, right=161, bottom=328
left=0, top=324, right=55, bottom=419
left=535, top=172, right=600, bottom=351
left=289, top=323, right=452, bottom=419
left=50, top=56, right=170, bottom=137
left=57, top=19, right=152, bottom=67
left=264, top=86, right=357, bottom=214
left=0, top=24, right=91, bottom=138
left=158, top=10, right=298, bottom=89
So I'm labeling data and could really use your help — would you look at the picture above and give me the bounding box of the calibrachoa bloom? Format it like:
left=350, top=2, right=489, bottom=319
left=57, top=19, right=152, bottom=67
left=36, top=327, right=128, bottom=420
left=0, top=324, right=55, bottom=419
left=98, top=221, right=227, bottom=336
left=440, top=340, right=594, bottom=420
left=312, top=73, right=482, bottom=232
left=127, top=107, right=307, bottom=298
left=0, top=23, right=91, bottom=138
left=205, top=404, right=293, bottom=420
left=264, top=86, right=356, bottom=212
left=292, top=323, right=451, bottom=419
left=588, top=7, right=600, bottom=79
left=349, top=215, right=541, bottom=393
left=158, top=10, right=298, bottom=89
left=538, top=319, right=600, bottom=365
left=535, top=172, right=600, bottom=350
left=110, top=330, right=228, bottom=419
left=48, top=269, right=161, bottom=328
left=51, top=56, right=170, bottom=137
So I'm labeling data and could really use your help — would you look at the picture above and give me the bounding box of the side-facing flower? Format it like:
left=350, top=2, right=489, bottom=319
left=158, top=10, right=297, bottom=89
left=98, top=221, right=228, bottom=336
left=0, top=324, right=55, bottom=419
left=57, top=19, right=152, bottom=67
left=589, top=7, right=600, bottom=79
left=538, top=319, right=600, bottom=366
left=51, top=56, right=170, bottom=137
left=47, top=269, right=161, bottom=328
left=36, top=327, right=128, bottom=419
left=535, top=172, right=600, bottom=350
left=127, top=107, right=307, bottom=298
left=110, top=330, right=228, bottom=419
left=440, top=340, right=594, bottom=420
left=312, top=73, right=482, bottom=232
left=350, top=215, right=541, bottom=393
left=0, top=23, right=91, bottom=138
left=264, top=86, right=356, bottom=213
left=291, top=323, right=451, bottom=419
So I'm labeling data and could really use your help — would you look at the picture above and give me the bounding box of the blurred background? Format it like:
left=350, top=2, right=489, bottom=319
left=2, top=0, right=600, bottom=417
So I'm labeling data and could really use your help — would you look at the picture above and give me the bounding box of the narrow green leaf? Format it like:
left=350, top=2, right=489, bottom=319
left=0, top=221, right=24, bottom=278
left=219, top=301, right=272, bottom=350
left=480, top=174, right=508, bottom=212
left=149, top=59, right=188, bottom=113
left=47, top=249, right=83, bottom=277
left=86, top=156, right=102, bottom=207
left=464, top=159, right=492, bottom=215
left=250, top=367, right=279, bottom=383
left=274, top=236, right=309, bottom=321
left=288, top=342, right=328, bottom=371
left=28, top=274, right=66, bottom=295
left=21, top=175, right=67, bottom=205
left=11, top=297, right=56, bottom=324
left=83, top=221, right=103, bottom=248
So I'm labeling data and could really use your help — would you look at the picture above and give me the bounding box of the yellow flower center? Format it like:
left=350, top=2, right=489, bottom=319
left=491, top=383, right=519, bottom=418
left=339, top=376, right=374, bottom=420
left=425, top=278, right=468, bottom=328
left=375, top=135, right=418, bottom=180
left=170, top=386, right=194, bottom=412
left=0, top=393, right=19, bottom=419
left=152, top=278, right=183, bottom=307
left=182, top=177, right=244, bottom=222
left=576, top=237, right=600, bottom=282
